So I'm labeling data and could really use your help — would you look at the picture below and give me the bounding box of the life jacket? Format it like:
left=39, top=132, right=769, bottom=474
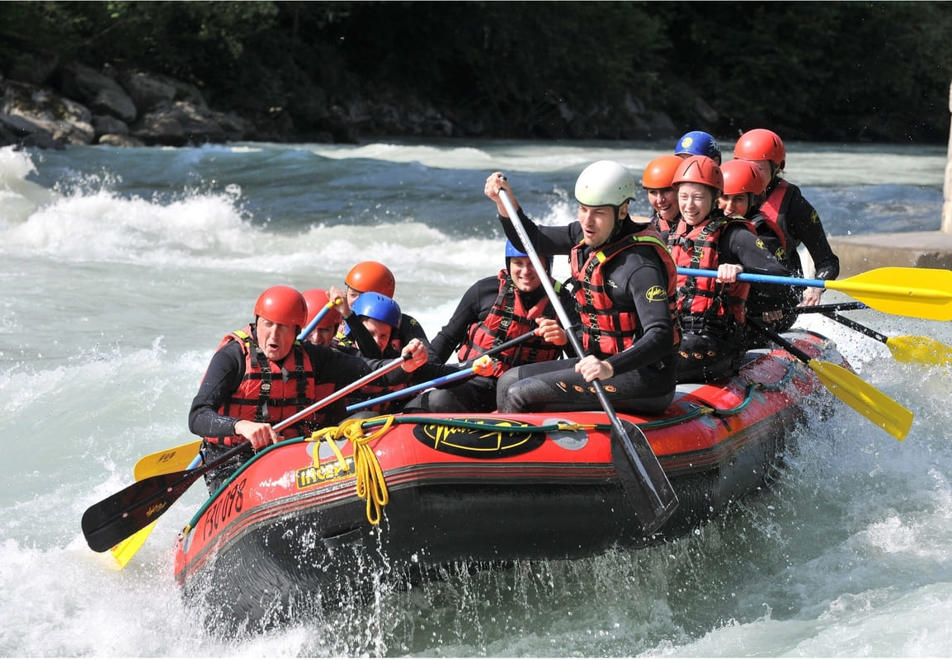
left=456, top=270, right=563, bottom=376
left=748, top=210, right=787, bottom=264
left=756, top=179, right=792, bottom=254
left=569, top=227, right=679, bottom=359
left=207, top=326, right=332, bottom=446
left=650, top=210, right=678, bottom=241
left=668, top=216, right=752, bottom=328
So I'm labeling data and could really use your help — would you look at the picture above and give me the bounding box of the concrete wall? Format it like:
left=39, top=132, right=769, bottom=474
left=944, top=81, right=952, bottom=233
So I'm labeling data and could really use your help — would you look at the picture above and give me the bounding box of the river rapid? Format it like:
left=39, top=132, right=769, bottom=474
left=1, top=139, right=950, bottom=657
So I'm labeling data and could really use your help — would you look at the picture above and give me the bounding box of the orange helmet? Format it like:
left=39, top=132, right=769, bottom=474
left=345, top=261, right=396, bottom=298
left=733, top=128, right=786, bottom=168
left=254, top=285, right=307, bottom=328
left=641, top=154, right=683, bottom=189
left=720, top=159, right=768, bottom=196
left=301, top=288, right=342, bottom=329
left=672, top=155, right=723, bottom=191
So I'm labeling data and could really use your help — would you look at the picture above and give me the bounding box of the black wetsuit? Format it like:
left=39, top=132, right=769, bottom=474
left=747, top=179, right=840, bottom=334
left=496, top=210, right=677, bottom=415
left=404, top=274, right=578, bottom=412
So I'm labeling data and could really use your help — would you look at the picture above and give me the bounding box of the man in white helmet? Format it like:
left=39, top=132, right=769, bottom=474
left=483, top=161, right=679, bottom=415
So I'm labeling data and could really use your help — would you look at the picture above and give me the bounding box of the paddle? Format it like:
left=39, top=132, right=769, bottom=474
left=346, top=325, right=572, bottom=412
left=132, top=440, right=203, bottom=480
left=786, top=304, right=952, bottom=366
left=677, top=267, right=952, bottom=321
left=298, top=296, right=343, bottom=341
left=748, top=319, right=913, bottom=441
left=347, top=355, right=495, bottom=412
left=108, top=452, right=204, bottom=568
left=82, top=353, right=412, bottom=553
left=794, top=302, right=867, bottom=314
left=498, top=190, right=678, bottom=534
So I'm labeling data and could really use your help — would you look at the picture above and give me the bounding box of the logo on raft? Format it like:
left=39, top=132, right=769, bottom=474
left=412, top=418, right=545, bottom=458
left=296, top=457, right=355, bottom=489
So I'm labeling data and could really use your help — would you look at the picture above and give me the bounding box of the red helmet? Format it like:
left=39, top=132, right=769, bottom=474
left=720, top=159, right=768, bottom=196
left=345, top=261, right=396, bottom=298
left=301, top=288, right=342, bottom=329
left=254, top=285, right=308, bottom=328
left=641, top=154, right=683, bottom=189
left=672, top=155, right=723, bottom=191
left=733, top=128, right=786, bottom=168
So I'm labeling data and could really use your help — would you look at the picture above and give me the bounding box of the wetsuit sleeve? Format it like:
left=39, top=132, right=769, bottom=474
left=188, top=341, right=246, bottom=438
left=498, top=207, right=581, bottom=256
left=786, top=192, right=840, bottom=280
left=398, top=313, right=431, bottom=349
left=344, top=316, right=385, bottom=357
left=604, top=257, right=675, bottom=375
left=722, top=225, right=801, bottom=309
left=428, top=278, right=494, bottom=363
left=557, top=282, right=581, bottom=359
left=722, top=224, right=791, bottom=277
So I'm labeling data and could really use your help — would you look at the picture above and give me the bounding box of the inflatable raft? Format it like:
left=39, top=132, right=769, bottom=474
left=173, top=330, right=842, bottom=629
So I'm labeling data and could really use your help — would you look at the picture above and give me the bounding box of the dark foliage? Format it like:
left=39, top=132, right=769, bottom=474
left=1, top=1, right=950, bottom=142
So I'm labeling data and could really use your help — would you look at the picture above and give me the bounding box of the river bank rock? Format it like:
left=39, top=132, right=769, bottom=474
left=0, top=57, right=249, bottom=149
left=1, top=54, right=687, bottom=149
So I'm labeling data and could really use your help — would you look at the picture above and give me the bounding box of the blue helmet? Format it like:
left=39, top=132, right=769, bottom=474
left=505, top=240, right=552, bottom=271
left=675, top=131, right=722, bottom=163
left=350, top=292, right=401, bottom=328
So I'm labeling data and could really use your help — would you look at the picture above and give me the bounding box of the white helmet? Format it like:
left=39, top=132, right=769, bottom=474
left=574, top=160, right=636, bottom=207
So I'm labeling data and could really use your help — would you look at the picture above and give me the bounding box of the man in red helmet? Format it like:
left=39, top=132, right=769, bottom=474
left=188, top=285, right=428, bottom=492
left=329, top=260, right=431, bottom=358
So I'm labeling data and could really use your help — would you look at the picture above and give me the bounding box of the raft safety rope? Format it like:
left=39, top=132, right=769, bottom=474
left=309, top=416, right=396, bottom=525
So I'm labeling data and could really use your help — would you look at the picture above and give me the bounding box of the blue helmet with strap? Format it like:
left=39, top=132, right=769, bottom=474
left=350, top=292, right=401, bottom=328
left=505, top=240, right=552, bottom=271
left=675, top=131, right=722, bottom=163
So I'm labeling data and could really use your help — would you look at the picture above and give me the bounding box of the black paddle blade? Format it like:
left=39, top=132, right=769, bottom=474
left=610, top=419, right=679, bottom=536
left=81, top=468, right=201, bottom=552
left=82, top=441, right=249, bottom=553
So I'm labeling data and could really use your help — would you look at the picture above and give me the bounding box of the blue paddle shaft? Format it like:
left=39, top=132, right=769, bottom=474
left=346, top=366, right=477, bottom=412
left=677, top=267, right=826, bottom=289
left=297, top=303, right=334, bottom=342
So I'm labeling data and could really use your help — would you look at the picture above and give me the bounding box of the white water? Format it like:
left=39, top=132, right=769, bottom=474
left=1, top=140, right=950, bottom=656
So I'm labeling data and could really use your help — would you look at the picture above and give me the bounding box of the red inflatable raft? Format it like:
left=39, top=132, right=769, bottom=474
left=173, top=330, right=842, bottom=629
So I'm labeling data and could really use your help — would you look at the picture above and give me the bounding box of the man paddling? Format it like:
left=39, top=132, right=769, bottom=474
left=485, top=162, right=679, bottom=415
left=188, top=285, right=428, bottom=492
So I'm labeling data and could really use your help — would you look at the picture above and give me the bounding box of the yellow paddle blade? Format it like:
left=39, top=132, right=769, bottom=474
left=109, top=521, right=157, bottom=569
left=134, top=440, right=203, bottom=481
left=885, top=335, right=952, bottom=366
left=808, top=358, right=913, bottom=441
left=828, top=267, right=952, bottom=321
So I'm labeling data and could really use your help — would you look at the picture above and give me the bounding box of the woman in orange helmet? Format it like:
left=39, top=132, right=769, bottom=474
left=641, top=153, right=683, bottom=240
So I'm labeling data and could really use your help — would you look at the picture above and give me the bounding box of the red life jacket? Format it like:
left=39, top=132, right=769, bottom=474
left=207, top=326, right=332, bottom=446
left=456, top=270, right=563, bottom=376
left=755, top=179, right=790, bottom=253
left=570, top=228, right=679, bottom=358
left=668, top=217, right=752, bottom=326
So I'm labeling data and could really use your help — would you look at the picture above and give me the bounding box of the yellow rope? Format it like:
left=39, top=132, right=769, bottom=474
left=308, top=416, right=396, bottom=525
